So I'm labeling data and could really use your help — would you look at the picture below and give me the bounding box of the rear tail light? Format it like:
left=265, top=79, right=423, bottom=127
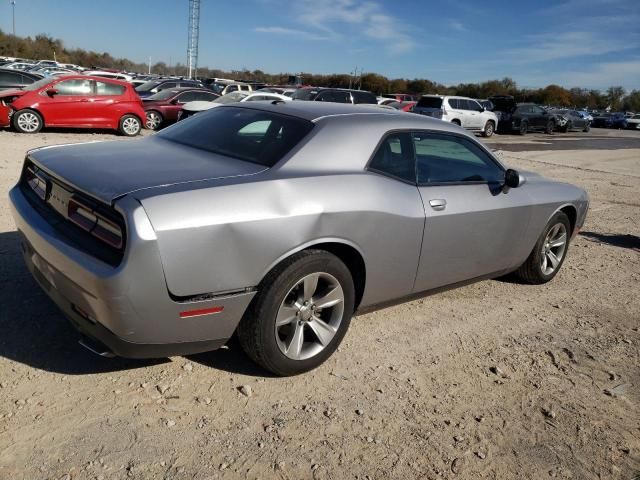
left=68, top=197, right=124, bottom=250
left=24, top=166, right=47, bottom=201
left=440, top=108, right=446, bottom=117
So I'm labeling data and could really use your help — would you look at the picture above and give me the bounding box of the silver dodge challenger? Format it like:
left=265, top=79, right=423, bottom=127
left=9, top=102, right=589, bottom=375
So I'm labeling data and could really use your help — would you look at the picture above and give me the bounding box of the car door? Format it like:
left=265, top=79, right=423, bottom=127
left=90, top=80, right=128, bottom=126
left=38, top=78, right=94, bottom=126
left=412, top=131, right=533, bottom=292
left=530, top=106, right=548, bottom=129
left=467, top=99, right=486, bottom=129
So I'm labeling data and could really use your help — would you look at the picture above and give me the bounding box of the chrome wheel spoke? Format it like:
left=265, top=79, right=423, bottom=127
left=286, top=322, right=305, bottom=359
left=547, top=251, right=560, bottom=268
left=303, top=274, right=319, bottom=301
left=549, top=233, right=566, bottom=248
left=308, top=316, right=336, bottom=346
left=275, top=305, right=298, bottom=326
left=314, top=285, right=343, bottom=309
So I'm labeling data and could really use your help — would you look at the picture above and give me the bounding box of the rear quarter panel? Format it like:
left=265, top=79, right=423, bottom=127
left=137, top=173, right=426, bottom=308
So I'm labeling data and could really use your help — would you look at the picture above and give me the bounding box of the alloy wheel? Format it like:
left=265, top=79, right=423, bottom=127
left=122, top=117, right=140, bottom=135
left=146, top=112, right=161, bottom=130
left=540, top=223, right=567, bottom=276
left=275, top=272, right=345, bottom=361
left=17, top=112, right=40, bottom=133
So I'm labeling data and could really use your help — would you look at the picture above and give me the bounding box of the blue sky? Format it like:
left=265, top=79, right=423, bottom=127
left=1, top=0, right=639, bottom=90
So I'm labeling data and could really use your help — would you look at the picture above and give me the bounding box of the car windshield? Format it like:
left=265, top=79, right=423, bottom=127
left=416, top=96, right=443, bottom=108
left=158, top=106, right=314, bottom=167
left=21, top=77, right=54, bottom=91
left=633, top=114, right=640, bottom=119
left=145, top=89, right=179, bottom=101
left=135, top=80, right=161, bottom=92
left=214, top=92, right=249, bottom=104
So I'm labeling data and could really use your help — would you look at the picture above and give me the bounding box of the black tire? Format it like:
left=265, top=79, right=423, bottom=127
left=145, top=110, right=163, bottom=131
left=518, top=121, right=528, bottom=135
left=237, top=250, right=355, bottom=376
left=482, top=120, right=495, bottom=137
left=451, top=119, right=461, bottom=126
left=515, top=212, right=571, bottom=284
left=118, top=114, right=142, bottom=136
left=583, top=122, right=591, bottom=132
left=12, top=109, right=43, bottom=134
left=545, top=119, right=555, bottom=134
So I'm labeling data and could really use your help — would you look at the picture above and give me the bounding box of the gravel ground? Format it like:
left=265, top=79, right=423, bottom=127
left=0, top=128, right=638, bottom=480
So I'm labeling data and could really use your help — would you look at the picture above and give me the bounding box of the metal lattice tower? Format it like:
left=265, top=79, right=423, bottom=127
left=187, top=0, right=201, bottom=79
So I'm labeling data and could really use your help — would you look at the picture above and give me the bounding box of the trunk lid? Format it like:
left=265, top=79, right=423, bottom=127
left=28, top=137, right=267, bottom=205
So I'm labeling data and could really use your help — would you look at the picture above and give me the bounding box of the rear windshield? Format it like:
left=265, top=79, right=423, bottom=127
left=135, top=80, right=160, bottom=92
left=292, top=89, right=319, bottom=101
left=416, top=97, right=443, bottom=108
left=158, top=106, right=314, bottom=167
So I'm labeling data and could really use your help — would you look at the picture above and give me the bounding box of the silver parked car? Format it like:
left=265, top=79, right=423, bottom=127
left=9, top=102, right=589, bottom=375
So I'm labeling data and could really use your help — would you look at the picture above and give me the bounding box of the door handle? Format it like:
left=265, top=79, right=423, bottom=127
left=429, top=199, right=447, bottom=211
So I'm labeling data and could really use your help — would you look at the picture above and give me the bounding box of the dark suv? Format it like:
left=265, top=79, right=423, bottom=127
left=490, top=96, right=556, bottom=134
left=135, top=79, right=205, bottom=98
left=0, top=68, right=43, bottom=91
left=291, top=87, right=377, bottom=104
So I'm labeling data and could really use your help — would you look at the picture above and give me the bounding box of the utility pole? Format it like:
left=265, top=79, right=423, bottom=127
left=187, top=0, right=201, bottom=79
left=148, top=56, right=151, bottom=75
left=10, top=0, right=16, bottom=36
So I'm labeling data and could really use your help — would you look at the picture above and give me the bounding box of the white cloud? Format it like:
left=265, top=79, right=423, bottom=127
left=504, top=31, right=634, bottom=64
left=255, top=0, right=415, bottom=53
left=449, top=21, right=466, bottom=32
left=524, top=59, right=640, bottom=90
left=254, top=26, right=329, bottom=40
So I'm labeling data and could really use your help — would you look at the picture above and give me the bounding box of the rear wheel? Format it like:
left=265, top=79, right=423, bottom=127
left=515, top=212, right=571, bottom=284
left=13, top=109, right=43, bottom=134
left=518, top=121, right=528, bottom=135
left=118, top=114, right=141, bottom=136
left=482, top=120, right=495, bottom=137
left=583, top=122, right=591, bottom=132
left=237, top=250, right=355, bottom=376
left=451, top=119, right=461, bottom=126
left=145, top=110, right=163, bottom=130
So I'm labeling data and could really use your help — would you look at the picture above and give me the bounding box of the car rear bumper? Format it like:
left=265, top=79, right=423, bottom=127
left=0, top=104, right=11, bottom=127
left=9, top=185, right=256, bottom=358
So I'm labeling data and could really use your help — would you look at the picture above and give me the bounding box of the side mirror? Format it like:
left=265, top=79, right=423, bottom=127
left=46, top=88, right=58, bottom=97
left=504, top=169, right=523, bottom=188
left=170, top=98, right=179, bottom=105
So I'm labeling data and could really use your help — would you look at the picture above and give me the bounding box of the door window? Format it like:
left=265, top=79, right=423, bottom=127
left=368, top=132, right=415, bottom=183
left=413, top=132, right=504, bottom=184
left=0, top=71, right=21, bottom=83
left=95, top=81, right=125, bottom=96
left=448, top=98, right=460, bottom=109
left=55, top=79, right=93, bottom=95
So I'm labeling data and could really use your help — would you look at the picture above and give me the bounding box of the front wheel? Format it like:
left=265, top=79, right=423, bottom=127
left=237, top=250, right=355, bottom=376
left=482, top=121, right=495, bottom=137
left=13, top=109, right=43, bottom=133
left=145, top=110, right=163, bottom=130
left=515, top=212, right=571, bottom=284
left=518, top=121, right=528, bottom=135
left=583, top=122, right=591, bottom=132
left=119, top=114, right=142, bottom=136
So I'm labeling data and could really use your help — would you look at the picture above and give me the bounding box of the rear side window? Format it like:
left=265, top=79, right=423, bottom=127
left=352, top=90, right=377, bottom=104
left=292, top=89, right=318, bottom=100
left=158, top=106, right=314, bottom=167
left=417, top=96, right=443, bottom=108
left=95, top=81, right=125, bottom=96
left=413, top=132, right=504, bottom=184
left=369, top=132, right=415, bottom=183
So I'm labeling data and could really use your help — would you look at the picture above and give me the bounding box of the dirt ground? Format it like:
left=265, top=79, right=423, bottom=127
left=0, top=127, right=638, bottom=480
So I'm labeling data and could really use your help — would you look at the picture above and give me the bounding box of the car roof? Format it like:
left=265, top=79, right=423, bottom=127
left=222, top=102, right=471, bottom=135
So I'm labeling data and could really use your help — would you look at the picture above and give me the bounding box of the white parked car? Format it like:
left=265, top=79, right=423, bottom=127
left=413, top=95, right=498, bottom=137
left=627, top=114, right=640, bottom=130
left=177, top=91, right=291, bottom=121
left=3, top=62, right=35, bottom=71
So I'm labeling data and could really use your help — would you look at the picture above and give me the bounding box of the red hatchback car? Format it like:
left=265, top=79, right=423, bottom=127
left=0, top=75, right=146, bottom=136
